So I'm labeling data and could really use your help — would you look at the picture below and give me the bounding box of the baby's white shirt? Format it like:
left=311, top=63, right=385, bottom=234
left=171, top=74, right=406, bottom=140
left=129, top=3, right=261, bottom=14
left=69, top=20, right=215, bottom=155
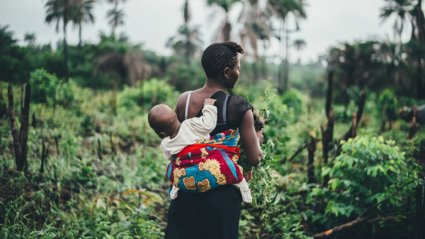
left=160, top=104, right=217, bottom=159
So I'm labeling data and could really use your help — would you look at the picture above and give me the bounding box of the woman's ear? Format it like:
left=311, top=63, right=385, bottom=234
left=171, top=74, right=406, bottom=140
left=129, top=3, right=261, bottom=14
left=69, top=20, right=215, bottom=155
left=223, top=67, right=230, bottom=79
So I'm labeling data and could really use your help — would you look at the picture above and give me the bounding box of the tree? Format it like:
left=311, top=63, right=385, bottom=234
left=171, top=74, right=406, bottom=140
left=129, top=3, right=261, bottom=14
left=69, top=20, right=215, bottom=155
left=71, top=0, right=95, bottom=46
left=268, top=0, right=307, bottom=93
left=95, top=34, right=151, bottom=86
left=237, top=0, right=274, bottom=80
left=410, top=0, right=425, bottom=99
left=206, top=0, right=241, bottom=41
left=293, top=38, right=306, bottom=64
left=45, top=0, right=75, bottom=79
left=380, top=0, right=415, bottom=43
left=380, top=0, right=425, bottom=99
left=106, top=0, right=126, bottom=36
left=166, top=0, right=203, bottom=62
left=0, top=25, right=29, bottom=83
left=23, top=32, right=36, bottom=46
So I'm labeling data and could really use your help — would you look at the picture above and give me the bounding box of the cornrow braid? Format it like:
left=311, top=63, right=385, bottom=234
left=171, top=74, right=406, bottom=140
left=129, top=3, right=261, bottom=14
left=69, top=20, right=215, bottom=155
left=201, top=41, right=244, bottom=79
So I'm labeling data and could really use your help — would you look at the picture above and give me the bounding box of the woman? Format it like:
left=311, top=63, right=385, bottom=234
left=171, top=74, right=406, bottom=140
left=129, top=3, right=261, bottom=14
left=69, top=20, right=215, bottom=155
left=165, top=42, right=263, bottom=239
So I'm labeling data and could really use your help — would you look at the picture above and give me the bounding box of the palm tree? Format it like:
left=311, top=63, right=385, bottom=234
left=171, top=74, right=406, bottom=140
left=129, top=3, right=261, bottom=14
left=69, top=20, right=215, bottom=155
left=380, top=0, right=425, bottom=99
left=293, top=38, right=306, bottom=64
left=410, top=0, right=425, bottom=99
left=106, top=0, right=126, bottom=36
left=167, top=0, right=203, bottom=62
left=24, top=33, right=36, bottom=46
left=207, top=0, right=241, bottom=41
left=268, top=0, right=307, bottom=93
left=237, top=0, right=274, bottom=80
left=411, top=0, right=425, bottom=42
left=45, top=0, right=75, bottom=79
left=71, top=0, right=95, bottom=46
left=380, top=0, right=414, bottom=43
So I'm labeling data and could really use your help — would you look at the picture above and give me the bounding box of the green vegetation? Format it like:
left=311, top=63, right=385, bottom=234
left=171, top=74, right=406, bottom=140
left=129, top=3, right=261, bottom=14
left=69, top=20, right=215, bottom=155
left=1, top=0, right=425, bottom=238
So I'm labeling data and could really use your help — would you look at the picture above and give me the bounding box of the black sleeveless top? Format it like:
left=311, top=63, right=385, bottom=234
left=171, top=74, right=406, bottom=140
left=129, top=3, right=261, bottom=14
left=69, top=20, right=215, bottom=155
left=195, top=91, right=253, bottom=135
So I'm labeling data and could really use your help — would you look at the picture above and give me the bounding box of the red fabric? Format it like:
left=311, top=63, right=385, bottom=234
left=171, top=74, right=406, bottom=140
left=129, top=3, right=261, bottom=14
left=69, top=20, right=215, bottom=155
left=177, top=143, right=240, bottom=157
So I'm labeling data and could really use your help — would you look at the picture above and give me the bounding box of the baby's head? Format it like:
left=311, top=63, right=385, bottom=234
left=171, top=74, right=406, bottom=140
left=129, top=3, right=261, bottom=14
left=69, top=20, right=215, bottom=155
left=148, top=104, right=179, bottom=138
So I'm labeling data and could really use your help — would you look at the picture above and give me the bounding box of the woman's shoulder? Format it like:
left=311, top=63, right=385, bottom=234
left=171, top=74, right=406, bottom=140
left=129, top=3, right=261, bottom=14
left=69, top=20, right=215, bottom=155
left=226, top=94, right=253, bottom=128
left=176, top=91, right=192, bottom=105
left=229, top=94, right=253, bottom=112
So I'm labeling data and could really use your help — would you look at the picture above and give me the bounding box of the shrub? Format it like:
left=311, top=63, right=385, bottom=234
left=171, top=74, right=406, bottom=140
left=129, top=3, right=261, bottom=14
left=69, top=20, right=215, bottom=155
left=118, top=78, right=177, bottom=113
left=309, top=135, right=419, bottom=237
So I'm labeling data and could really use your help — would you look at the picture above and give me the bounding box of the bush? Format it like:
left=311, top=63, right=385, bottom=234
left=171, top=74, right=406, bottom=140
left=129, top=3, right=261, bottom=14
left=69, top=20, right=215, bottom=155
left=30, top=69, right=79, bottom=108
left=118, top=78, right=177, bottom=112
left=309, top=135, right=419, bottom=237
left=281, top=89, right=304, bottom=118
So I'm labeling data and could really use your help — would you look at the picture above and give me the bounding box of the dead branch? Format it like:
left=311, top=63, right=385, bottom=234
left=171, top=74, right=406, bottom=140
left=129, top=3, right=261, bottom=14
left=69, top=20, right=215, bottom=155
left=8, top=84, right=23, bottom=170
left=322, top=70, right=335, bottom=187
left=280, top=142, right=309, bottom=164
left=307, top=135, right=317, bottom=184
left=313, top=217, right=366, bottom=238
left=19, top=83, right=31, bottom=169
left=341, top=91, right=366, bottom=141
left=408, top=106, right=418, bottom=139
left=313, top=216, right=399, bottom=239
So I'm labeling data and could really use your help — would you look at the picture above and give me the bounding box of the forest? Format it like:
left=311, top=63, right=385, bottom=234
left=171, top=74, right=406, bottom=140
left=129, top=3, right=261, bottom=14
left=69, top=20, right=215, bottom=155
left=0, top=0, right=425, bottom=238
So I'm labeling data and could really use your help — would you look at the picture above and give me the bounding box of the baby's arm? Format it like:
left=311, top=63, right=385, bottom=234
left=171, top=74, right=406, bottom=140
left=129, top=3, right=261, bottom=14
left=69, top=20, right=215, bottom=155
left=189, top=99, right=217, bottom=134
left=160, top=140, right=172, bottom=159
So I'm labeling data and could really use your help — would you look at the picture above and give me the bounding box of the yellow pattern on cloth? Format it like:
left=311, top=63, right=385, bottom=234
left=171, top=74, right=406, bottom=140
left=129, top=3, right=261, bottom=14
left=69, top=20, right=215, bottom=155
left=197, top=179, right=211, bottom=192
left=198, top=159, right=227, bottom=185
left=183, top=176, right=196, bottom=190
left=173, top=168, right=186, bottom=187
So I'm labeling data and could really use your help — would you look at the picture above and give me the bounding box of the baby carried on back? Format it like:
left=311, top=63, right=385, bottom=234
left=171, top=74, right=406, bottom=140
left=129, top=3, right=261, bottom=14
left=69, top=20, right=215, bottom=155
left=148, top=92, right=252, bottom=202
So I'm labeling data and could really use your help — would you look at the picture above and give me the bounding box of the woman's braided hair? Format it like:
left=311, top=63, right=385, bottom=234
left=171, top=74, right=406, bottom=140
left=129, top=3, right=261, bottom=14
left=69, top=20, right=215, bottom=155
left=201, top=41, right=244, bottom=78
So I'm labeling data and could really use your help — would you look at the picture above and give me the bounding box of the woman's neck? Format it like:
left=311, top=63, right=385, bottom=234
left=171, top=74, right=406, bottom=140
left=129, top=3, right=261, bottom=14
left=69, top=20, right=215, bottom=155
left=201, top=79, right=226, bottom=93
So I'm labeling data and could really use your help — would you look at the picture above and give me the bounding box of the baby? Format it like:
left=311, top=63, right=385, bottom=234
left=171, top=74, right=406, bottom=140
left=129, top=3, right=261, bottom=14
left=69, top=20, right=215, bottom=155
left=148, top=99, right=252, bottom=202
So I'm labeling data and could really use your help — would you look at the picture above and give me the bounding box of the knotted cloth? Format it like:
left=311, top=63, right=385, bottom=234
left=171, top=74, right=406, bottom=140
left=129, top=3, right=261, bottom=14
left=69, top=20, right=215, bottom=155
left=166, top=129, right=244, bottom=193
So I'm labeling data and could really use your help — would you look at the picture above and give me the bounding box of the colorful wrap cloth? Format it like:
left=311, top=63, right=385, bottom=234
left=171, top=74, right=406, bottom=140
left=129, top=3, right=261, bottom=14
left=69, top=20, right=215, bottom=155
left=166, top=129, right=244, bottom=193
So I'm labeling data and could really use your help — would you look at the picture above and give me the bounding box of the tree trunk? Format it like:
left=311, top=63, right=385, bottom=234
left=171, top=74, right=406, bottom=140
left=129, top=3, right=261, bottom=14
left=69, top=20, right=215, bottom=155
left=408, top=106, right=418, bottom=139
left=417, top=55, right=424, bottom=99
left=283, top=21, right=290, bottom=91
left=7, top=84, right=30, bottom=171
left=78, top=22, right=82, bottom=47
left=39, top=138, right=47, bottom=177
left=307, top=135, right=317, bottom=184
left=342, top=91, right=367, bottom=141
left=414, top=0, right=425, bottom=43
left=277, top=20, right=285, bottom=94
left=222, top=20, right=231, bottom=41
left=322, top=70, right=334, bottom=187
left=416, top=183, right=425, bottom=239
left=63, top=18, right=69, bottom=80
left=0, top=82, right=5, bottom=118
left=7, top=84, right=23, bottom=170
left=19, top=84, right=31, bottom=170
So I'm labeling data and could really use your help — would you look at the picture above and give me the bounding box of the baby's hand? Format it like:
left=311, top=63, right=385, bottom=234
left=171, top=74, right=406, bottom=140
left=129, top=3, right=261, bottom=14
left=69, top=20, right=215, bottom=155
left=244, top=171, right=253, bottom=182
left=204, top=98, right=216, bottom=106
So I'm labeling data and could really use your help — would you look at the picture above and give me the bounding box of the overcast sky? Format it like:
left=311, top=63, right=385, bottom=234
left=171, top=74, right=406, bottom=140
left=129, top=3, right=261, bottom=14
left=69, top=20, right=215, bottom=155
left=0, top=0, right=407, bottom=63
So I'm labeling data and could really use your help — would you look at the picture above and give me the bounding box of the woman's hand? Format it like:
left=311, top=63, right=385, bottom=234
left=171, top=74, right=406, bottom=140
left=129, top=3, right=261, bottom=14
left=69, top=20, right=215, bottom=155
left=240, top=110, right=263, bottom=166
left=244, top=170, right=253, bottom=182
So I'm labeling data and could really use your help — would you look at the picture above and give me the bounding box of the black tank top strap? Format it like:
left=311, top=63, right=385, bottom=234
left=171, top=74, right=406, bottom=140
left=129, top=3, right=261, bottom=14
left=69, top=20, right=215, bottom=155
left=196, top=91, right=253, bottom=135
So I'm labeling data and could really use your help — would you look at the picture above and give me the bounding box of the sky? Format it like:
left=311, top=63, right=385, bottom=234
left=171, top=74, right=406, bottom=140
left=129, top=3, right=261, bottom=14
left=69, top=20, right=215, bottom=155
left=0, top=0, right=407, bottom=63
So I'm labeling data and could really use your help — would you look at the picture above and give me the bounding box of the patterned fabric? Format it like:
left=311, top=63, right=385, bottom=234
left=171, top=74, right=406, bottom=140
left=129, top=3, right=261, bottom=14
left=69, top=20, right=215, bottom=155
left=166, top=129, right=244, bottom=193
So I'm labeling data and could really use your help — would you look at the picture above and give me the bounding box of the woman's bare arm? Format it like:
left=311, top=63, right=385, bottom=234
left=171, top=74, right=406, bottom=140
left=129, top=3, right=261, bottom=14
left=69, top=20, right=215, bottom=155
left=239, top=110, right=263, bottom=166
